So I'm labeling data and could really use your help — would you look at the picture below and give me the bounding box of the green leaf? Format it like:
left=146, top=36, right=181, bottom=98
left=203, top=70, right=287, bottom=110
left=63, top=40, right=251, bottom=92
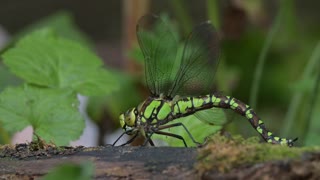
left=0, top=125, right=10, bottom=144
left=0, top=63, right=21, bottom=92
left=87, top=70, right=142, bottom=123
left=304, top=100, right=320, bottom=146
left=0, top=11, right=92, bottom=54
left=26, top=11, right=92, bottom=48
left=291, top=77, right=315, bottom=94
left=2, top=29, right=118, bottom=96
left=72, top=68, right=119, bottom=96
left=0, top=84, right=84, bottom=145
left=42, top=162, right=94, bottom=180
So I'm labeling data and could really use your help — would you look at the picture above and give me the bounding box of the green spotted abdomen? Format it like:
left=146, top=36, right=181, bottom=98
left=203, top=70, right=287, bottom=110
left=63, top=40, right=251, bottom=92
left=169, top=94, right=296, bottom=146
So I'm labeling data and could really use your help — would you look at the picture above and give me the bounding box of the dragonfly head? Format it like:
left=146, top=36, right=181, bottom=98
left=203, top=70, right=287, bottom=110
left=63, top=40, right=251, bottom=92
left=119, top=108, right=138, bottom=134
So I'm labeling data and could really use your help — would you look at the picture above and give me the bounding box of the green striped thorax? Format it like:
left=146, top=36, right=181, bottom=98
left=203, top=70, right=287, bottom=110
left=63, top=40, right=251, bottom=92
left=119, top=96, right=172, bottom=137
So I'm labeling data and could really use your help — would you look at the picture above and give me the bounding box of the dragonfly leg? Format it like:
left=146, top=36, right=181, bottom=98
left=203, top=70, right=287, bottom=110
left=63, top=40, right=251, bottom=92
left=112, top=131, right=127, bottom=146
left=157, top=122, right=202, bottom=147
left=118, top=132, right=139, bottom=146
left=142, top=132, right=155, bottom=146
left=154, top=130, right=188, bottom=147
left=149, top=139, right=155, bottom=146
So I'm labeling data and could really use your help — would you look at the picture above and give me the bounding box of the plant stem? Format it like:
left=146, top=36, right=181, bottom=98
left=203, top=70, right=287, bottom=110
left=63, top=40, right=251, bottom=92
left=283, top=41, right=320, bottom=136
left=249, top=10, right=282, bottom=109
left=169, top=0, right=192, bottom=36
left=303, top=52, right=320, bottom=144
left=206, top=0, right=220, bottom=30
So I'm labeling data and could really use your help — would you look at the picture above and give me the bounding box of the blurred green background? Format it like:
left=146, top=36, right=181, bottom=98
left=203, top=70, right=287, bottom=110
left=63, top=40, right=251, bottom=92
left=0, top=0, right=319, bottom=146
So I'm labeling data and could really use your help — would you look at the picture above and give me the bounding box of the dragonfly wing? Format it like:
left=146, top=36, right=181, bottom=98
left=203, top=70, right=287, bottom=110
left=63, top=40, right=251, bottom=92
left=152, top=115, right=223, bottom=147
left=136, top=14, right=179, bottom=97
left=193, top=108, right=228, bottom=126
left=169, top=21, right=220, bottom=97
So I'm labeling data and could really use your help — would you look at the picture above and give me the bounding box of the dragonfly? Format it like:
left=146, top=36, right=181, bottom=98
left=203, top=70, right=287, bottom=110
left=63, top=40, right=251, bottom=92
left=113, top=14, right=297, bottom=147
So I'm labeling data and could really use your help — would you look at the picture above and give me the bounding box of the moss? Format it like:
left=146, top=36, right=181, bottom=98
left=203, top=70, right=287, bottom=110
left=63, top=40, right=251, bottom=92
left=196, top=134, right=320, bottom=173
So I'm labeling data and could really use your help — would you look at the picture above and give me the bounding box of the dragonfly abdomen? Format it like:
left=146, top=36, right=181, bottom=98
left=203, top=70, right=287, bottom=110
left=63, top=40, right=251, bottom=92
left=172, top=94, right=296, bottom=146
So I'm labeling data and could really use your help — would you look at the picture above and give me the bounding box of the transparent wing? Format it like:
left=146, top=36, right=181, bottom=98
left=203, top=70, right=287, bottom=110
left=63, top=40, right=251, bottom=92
left=136, top=14, right=178, bottom=97
left=152, top=115, right=223, bottom=147
left=194, top=108, right=228, bottom=126
left=168, top=21, right=220, bottom=97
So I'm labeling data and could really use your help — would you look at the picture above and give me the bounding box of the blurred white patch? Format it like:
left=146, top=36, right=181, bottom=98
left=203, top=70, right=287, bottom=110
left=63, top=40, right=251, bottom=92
left=70, top=95, right=98, bottom=147
left=11, top=126, right=33, bottom=144
left=107, top=128, right=168, bottom=146
left=0, top=25, right=10, bottom=49
left=104, top=128, right=128, bottom=145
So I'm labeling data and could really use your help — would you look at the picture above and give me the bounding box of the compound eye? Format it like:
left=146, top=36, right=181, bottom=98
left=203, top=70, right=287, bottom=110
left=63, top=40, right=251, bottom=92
left=125, top=109, right=136, bottom=127
left=119, top=114, right=125, bottom=129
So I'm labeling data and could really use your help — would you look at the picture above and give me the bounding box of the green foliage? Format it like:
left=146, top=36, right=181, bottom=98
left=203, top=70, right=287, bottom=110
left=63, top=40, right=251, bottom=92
left=1, top=11, right=92, bottom=54
left=0, top=11, right=97, bottom=145
left=2, top=29, right=117, bottom=96
left=0, top=85, right=84, bottom=145
left=216, top=1, right=320, bottom=146
left=305, top=101, right=320, bottom=146
left=249, top=7, right=282, bottom=109
left=303, top=48, right=320, bottom=146
left=0, top=29, right=118, bottom=145
left=283, top=41, right=320, bottom=144
left=206, top=0, right=220, bottom=29
left=23, top=11, right=92, bottom=48
left=129, top=13, right=180, bottom=65
left=292, top=77, right=316, bottom=94
left=0, top=126, right=10, bottom=144
left=0, top=10, right=91, bottom=94
left=42, top=162, right=94, bottom=180
left=87, top=70, right=142, bottom=123
left=0, top=63, right=21, bottom=92
left=169, top=0, right=192, bottom=36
